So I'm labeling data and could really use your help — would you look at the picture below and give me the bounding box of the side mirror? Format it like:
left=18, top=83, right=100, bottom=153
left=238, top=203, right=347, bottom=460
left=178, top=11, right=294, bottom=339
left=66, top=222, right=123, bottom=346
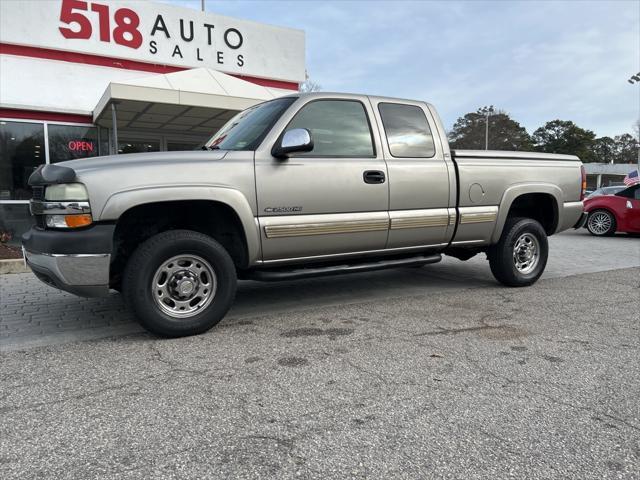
left=272, top=128, right=313, bottom=159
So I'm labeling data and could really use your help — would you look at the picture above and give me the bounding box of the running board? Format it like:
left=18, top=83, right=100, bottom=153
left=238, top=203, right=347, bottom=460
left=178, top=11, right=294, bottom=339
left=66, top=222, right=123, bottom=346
left=243, top=254, right=442, bottom=282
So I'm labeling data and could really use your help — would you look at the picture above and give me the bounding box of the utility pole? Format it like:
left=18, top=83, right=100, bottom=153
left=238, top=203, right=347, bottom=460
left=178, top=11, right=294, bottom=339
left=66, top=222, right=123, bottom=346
left=201, top=0, right=205, bottom=12
left=631, top=73, right=640, bottom=174
left=481, top=105, right=494, bottom=150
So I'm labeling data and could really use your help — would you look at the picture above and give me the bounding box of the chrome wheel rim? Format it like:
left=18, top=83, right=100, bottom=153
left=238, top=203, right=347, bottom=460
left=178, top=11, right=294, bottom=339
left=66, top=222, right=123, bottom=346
left=512, top=233, right=540, bottom=274
left=152, top=255, right=217, bottom=318
left=588, top=212, right=611, bottom=235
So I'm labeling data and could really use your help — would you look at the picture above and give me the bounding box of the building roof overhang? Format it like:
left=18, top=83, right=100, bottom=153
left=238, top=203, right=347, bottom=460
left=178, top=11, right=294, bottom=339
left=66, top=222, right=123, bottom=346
left=93, top=67, right=289, bottom=135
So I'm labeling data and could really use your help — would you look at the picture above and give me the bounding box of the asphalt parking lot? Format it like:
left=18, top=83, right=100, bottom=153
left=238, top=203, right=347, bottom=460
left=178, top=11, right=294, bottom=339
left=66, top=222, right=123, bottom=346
left=0, top=229, right=639, bottom=479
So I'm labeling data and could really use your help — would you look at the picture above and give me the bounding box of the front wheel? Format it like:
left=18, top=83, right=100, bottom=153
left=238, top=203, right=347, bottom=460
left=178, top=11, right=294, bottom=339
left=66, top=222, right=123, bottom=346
left=123, top=230, right=237, bottom=337
left=488, top=217, right=548, bottom=287
left=586, top=210, right=616, bottom=236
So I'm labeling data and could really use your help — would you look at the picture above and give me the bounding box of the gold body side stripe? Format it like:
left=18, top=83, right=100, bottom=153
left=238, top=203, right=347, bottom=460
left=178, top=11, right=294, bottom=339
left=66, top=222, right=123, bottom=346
left=264, top=219, right=389, bottom=239
left=459, top=208, right=499, bottom=224
left=390, top=215, right=450, bottom=230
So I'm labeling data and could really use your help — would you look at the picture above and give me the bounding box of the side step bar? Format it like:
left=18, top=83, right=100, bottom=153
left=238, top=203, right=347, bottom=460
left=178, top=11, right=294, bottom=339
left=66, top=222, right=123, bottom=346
left=243, top=254, right=442, bottom=282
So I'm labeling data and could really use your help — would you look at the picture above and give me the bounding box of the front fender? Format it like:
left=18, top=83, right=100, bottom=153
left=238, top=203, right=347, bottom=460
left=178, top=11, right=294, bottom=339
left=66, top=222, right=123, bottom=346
left=99, top=185, right=261, bottom=264
left=491, top=183, right=563, bottom=243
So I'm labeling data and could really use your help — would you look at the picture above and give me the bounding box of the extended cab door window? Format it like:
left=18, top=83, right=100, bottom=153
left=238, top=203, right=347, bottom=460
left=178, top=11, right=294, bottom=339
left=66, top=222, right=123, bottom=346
left=285, top=100, right=375, bottom=157
left=378, top=103, right=436, bottom=158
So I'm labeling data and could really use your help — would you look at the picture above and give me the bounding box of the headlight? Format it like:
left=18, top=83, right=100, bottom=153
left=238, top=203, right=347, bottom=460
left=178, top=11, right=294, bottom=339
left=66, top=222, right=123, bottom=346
left=45, top=214, right=93, bottom=229
left=45, top=183, right=89, bottom=201
left=36, top=183, right=92, bottom=229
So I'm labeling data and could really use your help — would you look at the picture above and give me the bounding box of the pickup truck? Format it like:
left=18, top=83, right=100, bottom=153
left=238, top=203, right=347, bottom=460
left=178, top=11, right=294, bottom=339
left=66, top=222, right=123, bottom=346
left=23, top=92, right=587, bottom=337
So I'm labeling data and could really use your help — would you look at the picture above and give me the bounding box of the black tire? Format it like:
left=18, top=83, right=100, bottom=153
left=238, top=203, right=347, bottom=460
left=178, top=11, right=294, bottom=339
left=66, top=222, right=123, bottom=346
left=488, top=217, right=548, bottom=287
left=122, top=230, right=237, bottom=337
left=586, top=209, right=616, bottom=236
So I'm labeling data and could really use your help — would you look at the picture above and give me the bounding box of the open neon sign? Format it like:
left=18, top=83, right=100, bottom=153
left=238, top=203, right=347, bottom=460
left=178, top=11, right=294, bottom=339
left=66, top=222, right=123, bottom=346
left=68, top=140, right=95, bottom=152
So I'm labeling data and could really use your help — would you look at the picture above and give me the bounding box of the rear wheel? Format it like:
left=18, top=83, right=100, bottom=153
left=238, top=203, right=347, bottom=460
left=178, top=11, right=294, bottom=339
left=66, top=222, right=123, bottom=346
left=586, top=210, right=616, bottom=236
left=123, top=230, right=237, bottom=337
left=488, top=217, right=548, bottom=287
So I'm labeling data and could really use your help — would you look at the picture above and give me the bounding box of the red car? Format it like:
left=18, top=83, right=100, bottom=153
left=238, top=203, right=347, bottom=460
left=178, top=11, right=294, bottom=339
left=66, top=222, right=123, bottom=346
left=584, top=183, right=640, bottom=236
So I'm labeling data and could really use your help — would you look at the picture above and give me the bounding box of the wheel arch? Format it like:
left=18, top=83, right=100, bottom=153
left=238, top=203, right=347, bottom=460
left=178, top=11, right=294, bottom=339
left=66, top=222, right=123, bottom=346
left=102, top=186, right=259, bottom=260
left=491, top=184, right=562, bottom=243
left=104, top=189, right=260, bottom=287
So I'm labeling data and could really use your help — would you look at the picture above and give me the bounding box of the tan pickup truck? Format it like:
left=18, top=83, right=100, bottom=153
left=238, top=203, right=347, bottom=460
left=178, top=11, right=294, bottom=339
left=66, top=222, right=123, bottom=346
left=23, top=92, right=587, bottom=337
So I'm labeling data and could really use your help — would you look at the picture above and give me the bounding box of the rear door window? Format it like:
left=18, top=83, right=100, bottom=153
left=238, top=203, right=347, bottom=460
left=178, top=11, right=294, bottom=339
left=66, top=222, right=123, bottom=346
left=378, top=103, right=436, bottom=158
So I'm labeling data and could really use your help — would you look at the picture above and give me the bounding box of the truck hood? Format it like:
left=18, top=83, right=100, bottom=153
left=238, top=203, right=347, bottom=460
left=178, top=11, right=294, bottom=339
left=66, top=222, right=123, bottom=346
left=36, top=149, right=256, bottom=221
left=60, top=150, right=229, bottom=174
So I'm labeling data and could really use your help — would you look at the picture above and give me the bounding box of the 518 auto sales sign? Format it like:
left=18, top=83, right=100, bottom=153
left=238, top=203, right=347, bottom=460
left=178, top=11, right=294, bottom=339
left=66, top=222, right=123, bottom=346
left=0, top=0, right=305, bottom=83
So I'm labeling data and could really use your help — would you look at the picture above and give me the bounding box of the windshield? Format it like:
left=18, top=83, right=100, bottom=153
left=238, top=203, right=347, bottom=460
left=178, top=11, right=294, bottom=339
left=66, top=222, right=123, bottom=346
left=205, top=97, right=296, bottom=151
left=587, top=186, right=624, bottom=198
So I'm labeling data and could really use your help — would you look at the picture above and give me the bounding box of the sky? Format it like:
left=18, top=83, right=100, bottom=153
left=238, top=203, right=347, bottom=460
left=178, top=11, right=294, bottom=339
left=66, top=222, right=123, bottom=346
left=165, top=0, right=640, bottom=138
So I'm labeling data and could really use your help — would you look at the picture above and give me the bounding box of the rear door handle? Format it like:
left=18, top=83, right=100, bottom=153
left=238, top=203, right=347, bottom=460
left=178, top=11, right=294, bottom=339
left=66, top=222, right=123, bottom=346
left=363, top=170, right=386, bottom=184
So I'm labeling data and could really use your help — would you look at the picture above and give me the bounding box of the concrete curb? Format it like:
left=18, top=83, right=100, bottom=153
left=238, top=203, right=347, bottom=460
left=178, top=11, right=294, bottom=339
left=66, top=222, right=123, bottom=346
left=0, top=258, right=30, bottom=275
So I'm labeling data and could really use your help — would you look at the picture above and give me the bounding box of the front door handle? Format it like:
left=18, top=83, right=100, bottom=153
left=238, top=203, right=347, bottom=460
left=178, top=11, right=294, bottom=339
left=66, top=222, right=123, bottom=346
left=363, top=170, right=386, bottom=184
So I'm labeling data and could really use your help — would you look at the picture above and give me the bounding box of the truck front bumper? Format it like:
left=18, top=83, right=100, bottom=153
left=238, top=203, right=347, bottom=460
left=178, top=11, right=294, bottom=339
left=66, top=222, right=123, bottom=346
left=24, top=250, right=111, bottom=297
left=22, top=224, right=115, bottom=297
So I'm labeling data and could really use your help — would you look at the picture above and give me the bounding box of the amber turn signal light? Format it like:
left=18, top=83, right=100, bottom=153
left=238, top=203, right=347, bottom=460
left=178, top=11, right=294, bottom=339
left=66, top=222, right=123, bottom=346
left=64, top=214, right=93, bottom=228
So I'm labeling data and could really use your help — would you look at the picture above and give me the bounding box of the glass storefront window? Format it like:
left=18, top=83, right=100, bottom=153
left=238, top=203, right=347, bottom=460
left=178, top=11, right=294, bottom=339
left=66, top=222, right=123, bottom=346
left=118, top=140, right=160, bottom=154
left=98, top=127, right=110, bottom=156
left=0, top=121, right=45, bottom=200
left=48, top=124, right=99, bottom=163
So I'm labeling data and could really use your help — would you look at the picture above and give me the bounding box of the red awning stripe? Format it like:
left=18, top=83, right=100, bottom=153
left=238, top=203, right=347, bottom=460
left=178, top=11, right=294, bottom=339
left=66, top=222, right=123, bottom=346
left=0, top=108, right=93, bottom=124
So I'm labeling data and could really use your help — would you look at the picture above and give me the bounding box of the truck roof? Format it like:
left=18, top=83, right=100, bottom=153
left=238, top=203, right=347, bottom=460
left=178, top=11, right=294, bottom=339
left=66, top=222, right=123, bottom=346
left=286, top=91, right=435, bottom=109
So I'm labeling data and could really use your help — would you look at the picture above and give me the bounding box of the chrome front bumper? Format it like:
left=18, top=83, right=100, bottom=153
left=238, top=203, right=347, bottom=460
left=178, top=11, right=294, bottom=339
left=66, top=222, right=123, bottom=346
left=24, top=249, right=111, bottom=297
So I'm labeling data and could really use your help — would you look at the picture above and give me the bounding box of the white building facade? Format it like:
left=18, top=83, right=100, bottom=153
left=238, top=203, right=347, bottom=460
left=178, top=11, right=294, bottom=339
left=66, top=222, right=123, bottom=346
left=583, top=163, right=637, bottom=190
left=0, top=0, right=305, bottom=240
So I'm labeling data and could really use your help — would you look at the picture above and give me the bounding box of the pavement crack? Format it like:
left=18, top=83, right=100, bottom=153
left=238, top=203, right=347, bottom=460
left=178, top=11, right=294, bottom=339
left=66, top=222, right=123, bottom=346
left=459, top=350, right=640, bottom=433
left=343, top=357, right=390, bottom=386
left=0, top=373, right=162, bottom=414
left=414, top=324, right=504, bottom=337
left=479, top=429, right=529, bottom=458
left=244, top=434, right=295, bottom=450
left=149, top=343, right=208, bottom=376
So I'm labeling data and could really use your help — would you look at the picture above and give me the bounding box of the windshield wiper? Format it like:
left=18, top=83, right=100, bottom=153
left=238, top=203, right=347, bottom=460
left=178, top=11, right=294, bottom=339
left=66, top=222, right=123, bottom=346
left=208, top=145, right=221, bottom=150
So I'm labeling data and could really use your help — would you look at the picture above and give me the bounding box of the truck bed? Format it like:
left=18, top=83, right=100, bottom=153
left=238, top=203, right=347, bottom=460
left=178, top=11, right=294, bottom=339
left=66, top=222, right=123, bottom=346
left=449, top=149, right=583, bottom=245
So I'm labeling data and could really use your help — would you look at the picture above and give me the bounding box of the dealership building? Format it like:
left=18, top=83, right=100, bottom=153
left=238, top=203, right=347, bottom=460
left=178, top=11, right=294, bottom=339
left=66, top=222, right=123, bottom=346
left=0, top=0, right=305, bottom=241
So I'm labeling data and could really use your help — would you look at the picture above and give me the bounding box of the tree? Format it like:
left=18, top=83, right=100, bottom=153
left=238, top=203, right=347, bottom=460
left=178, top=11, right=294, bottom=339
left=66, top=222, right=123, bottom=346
left=532, top=120, right=597, bottom=162
left=592, top=136, right=616, bottom=164
left=612, top=133, right=639, bottom=164
left=448, top=107, right=533, bottom=151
